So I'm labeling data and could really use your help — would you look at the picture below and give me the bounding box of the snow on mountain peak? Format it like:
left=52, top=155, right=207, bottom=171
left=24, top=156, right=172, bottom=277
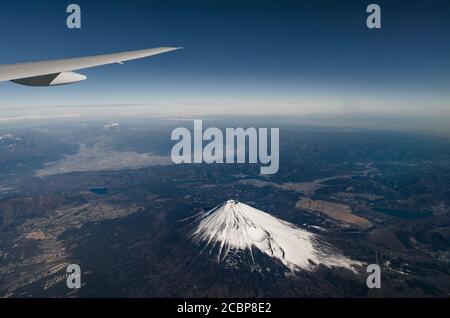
left=191, top=200, right=361, bottom=272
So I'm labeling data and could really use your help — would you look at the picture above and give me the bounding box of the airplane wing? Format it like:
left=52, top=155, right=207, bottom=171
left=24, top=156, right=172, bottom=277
left=0, top=47, right=181, bottom=86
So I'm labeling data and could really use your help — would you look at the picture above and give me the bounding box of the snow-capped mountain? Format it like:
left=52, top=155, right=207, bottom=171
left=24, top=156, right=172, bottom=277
left=0, top=134, right=21, bottom=141
left=104, top=121, right=121, bottom=130
left=191, top=200, right=361, bottom=272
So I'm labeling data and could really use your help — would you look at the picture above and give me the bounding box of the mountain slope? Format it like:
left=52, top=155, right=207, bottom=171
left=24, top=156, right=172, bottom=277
left=191, top=200, right=361, bottom=272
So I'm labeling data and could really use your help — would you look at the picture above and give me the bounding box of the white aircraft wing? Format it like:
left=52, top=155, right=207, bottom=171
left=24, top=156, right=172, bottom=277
left=0, top=47, right=181, bottom=86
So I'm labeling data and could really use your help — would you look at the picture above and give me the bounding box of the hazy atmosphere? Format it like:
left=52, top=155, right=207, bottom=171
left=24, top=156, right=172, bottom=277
left=0, top=0, right=449, bottom=123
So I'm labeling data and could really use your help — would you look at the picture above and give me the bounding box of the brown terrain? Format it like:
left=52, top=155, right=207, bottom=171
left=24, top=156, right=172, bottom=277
left=296, top=198, right=373, bottom=229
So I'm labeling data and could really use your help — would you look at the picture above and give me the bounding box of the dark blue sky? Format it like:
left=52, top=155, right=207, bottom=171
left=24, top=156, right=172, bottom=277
left=0, top=0, right=449, bottom=116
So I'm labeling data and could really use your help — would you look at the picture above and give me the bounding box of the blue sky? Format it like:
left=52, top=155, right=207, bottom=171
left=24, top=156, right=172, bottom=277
left=0, top=0, right=449, bottom=116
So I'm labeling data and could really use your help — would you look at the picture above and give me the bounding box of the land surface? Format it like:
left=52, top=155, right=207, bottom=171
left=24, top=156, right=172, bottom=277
left=0, top=118, right=449, bottom=297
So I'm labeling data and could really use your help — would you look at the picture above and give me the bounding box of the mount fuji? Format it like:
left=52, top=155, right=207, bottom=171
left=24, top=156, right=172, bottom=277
left=191, top=200, right=361, bottom=273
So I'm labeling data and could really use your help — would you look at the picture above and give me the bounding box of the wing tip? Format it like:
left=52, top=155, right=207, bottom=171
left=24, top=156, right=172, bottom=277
left=168, top=47, right=184, bottom=51
left=153, top=46, right=183, bottom=54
